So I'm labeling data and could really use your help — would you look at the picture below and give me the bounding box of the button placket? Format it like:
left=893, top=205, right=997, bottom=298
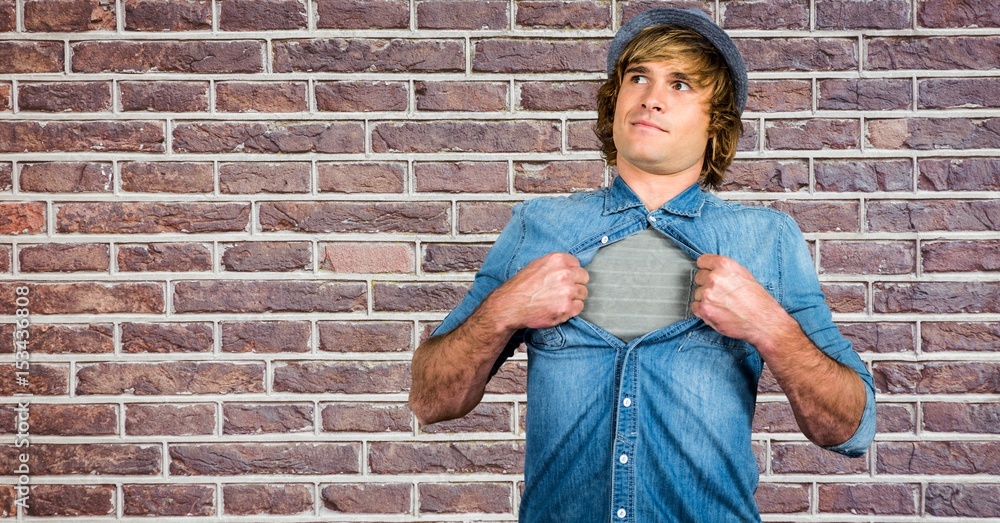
left=610, top=348, right=639, bottom=522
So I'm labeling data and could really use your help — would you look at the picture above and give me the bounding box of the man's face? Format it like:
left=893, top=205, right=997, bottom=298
left=612, top=59, right=713, bottom=180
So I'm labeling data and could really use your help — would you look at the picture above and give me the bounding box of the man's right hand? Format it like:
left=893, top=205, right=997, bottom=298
left=487, top=252, right=590, bottom=331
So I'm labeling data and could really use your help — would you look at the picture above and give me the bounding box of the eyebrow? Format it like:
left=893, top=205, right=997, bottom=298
left=623, top=65, right=701, bottom=85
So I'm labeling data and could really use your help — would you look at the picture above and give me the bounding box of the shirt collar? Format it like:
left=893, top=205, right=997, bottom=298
left=603, top=175, right=706, bottom=217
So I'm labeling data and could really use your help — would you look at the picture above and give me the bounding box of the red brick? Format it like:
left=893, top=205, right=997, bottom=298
left=816, top=0, right=911, bottom=29
left=0, top=444, right=160, bottom=474
left=220, top=162, right=310, bottom=193
left=321, top=403, right=411, bottom=432
left=19, top=243, right=110, bottom=272
left=818, top=79, right=911, bottom=110
left=419, top=482, right=511, bottom=513
left=416, top=81, right=508, bottom=112
left=457, top=201, right=514, bottom=233
left=223, top=403, right=313, bottom=434
left=274, top=38, right=464, bottom=73
left=24, top=0, right=115, bottom=31
left=216, top=81, right=307, bottom=112
left=485, top=360, right=526, bottom=394
left=19, top=162, right=113, bottom=192
left=919, top=0, right=1000, bottom=27
left=123, top=485, right=214, bottom=516
left=620, top=1, right=709, bottom=21
left=721, top=0, right=806, bottom=29
left=0, top=282, right=162, bottom=314
left=18, top=82, right=111, bottom=112
left=923, top=240, right=1000, bottom=272
left=260, top=201, right=449, bottom=233
left=58, top=202, right=248, bottom=233
left=421, top=402, right=513, bottom=433
left=745, top=79, right=811, bottom=113
left=374, top=282, right=469, bottom=312
left=0, top=485, right=13, bottom=516
left=922, top=322, right=1000, bottom=352
left=120, top=161, right=213, bottom=193
left=0, top=162, right=9, bottom=190
left=173, top=121, right=363, bottom=153
left=868, top=117, right=1000, bottom=150
left=316, top=81, right=408, bottom=111
left=222, top=321, right=310, bottom=353
left=0, top=41, right=64, bottom=73
left=174, top=280, right=365, bottom=313
left=415, top=161, right=508, bottom=193
left=315, top=0, right=409, bottom=29
left=473, top=39, right=605, bottom=73
left=318, top=321, right=412, bottom=353
left=27, top=485, right=115, bottom=517
left=73, top=40, right=263, bottom=73
left=751, top=401, right=798, bottom=433
left=818, top=483, right=917, bottom=515
left=0, top=0, right=12, bottom=31
left=120, top=81, right=209, bottom=112
left=868, top=200, right=1000, bottom=232
left=0, top=323, right=113, bottom=354
left=422, top=242, right=490, bottom=273
left=0, top=202, right=44, bottom=234
left=417, top=0, right=508, bottom=29
left=0, top=363, right=69, bottom=395
left=318, top=162, right=405, bottom=193
left=868, top=36, right=1000, bottom=70
left=772, top=443, right=869, bottom=474
left=819, top=240, right=914, bottom=275
left=0, top=403, right=116, bottom=436
left=753, top=483, right=809, bottom=514
left=321, top=483, right=411, bottom=513
left=873, top=361, right=1000, bottom=394
left=515, top=0, right=610, bottom=29
left=322, top=242, right=414, bottom=273
left=223, top=484, right=313, bottom=515
left=373, top=120, right=561, bottom=153
left=918, top=157, right=1000, bottom=190
left=121, top=322, right=213, bottom=353
left=877, top=403, right=916, bottom=433
left=738, top=120, right=759, bottom=151
left=720, top=160, right=808, bottom=192
left=221, top=241, right=311, bottom=272
left=765, top=119, right=859, bottom=150
left=170, top=443, right=360, bottom=475
left=117, top=243, right=212, bottom=272
left=877, top=441, right=1000, bottom=474
left=369, top=441, right=524, bottom=474
left=514, top=160, right=604, bottom=193
left=919, top=78, right=1000, bottom=109
left=821, top=283, right=867, bottom=314
left=126, top=403, right=215, bottom=435
left=124, top=0, right=212, bottom=30
left=273, top=361, right=410, bottom=393
left=764, top=200, right=859, bottom=233
left=0, top=245, right=8, bottom=273
left=78, top=362, right=265, bottom=395
left=815, top=159, right=912, bottom=192
left=0, top=121, right=164, bottom=153
left=518, top=80, right=600, bottom=111
left=219, top=0, right=306, bottom=30
left=923, top=402, right=1000, bottom=434
left=736, top=38, right=857, bottom=71
left=925, top=484, right=1000, bottom=517
left=875, top=281, right=1000, bottom=313
left=838, top=322, right=915, bottom=354
left=567, top=119, right=600, bottom=151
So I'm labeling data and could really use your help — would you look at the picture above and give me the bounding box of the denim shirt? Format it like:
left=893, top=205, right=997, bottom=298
left=433, top=177, right=877, bottom=523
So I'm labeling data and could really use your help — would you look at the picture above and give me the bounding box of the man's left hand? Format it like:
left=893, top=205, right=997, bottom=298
left=690, top=253, right=791, bottom=345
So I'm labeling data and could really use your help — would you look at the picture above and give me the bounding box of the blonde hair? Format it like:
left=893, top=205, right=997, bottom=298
left=595, top=25, right=742, bottom=189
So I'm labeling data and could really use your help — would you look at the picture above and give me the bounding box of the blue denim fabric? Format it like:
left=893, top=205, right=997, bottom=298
left=433, top=177, right=877, bottom=523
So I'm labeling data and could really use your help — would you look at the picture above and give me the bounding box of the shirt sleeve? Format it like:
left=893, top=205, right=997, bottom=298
left=430, top=201, right=528, bottom=376
left=778, top=215, right=877, bottom=458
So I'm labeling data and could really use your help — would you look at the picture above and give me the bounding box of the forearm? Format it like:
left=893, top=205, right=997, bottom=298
left=753, top=315, right=866, bottom=447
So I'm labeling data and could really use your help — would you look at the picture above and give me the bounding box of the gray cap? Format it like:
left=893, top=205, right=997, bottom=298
left=607, top=8, right=748, bottom=115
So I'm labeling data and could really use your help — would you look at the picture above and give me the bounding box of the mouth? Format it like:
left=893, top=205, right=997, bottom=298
left=631, top=120, right=667, bottom=132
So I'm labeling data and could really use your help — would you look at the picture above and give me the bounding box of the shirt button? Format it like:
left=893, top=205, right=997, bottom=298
left=619, top=453, right=628, bottom=464
left=601, top=235, right=609, bottom=244
left=617, top=508, right=627, bottom=518
left=648, top=215, right=657, bottom=223
left=622, top=397, right=632, bottom=407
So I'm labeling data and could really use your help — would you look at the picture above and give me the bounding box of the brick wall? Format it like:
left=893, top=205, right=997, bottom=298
left=0, top=0, right=997, bottom=520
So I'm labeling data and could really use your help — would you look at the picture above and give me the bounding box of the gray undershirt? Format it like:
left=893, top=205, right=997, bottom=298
left=579, top=228, right=697, bottom=342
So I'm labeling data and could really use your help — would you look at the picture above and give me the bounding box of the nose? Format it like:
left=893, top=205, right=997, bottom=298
left=640, top=88, right=665, bottom=112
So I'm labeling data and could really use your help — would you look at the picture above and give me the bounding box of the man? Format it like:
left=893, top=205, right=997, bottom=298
left=409, top=8, right=876, bottom=522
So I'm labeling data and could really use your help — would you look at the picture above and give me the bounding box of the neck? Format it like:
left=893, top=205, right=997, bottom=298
left=615, top=163, right=701, bottom=211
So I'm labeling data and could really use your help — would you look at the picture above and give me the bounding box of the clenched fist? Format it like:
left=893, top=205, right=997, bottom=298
left=489, top=252, right=590, bottom=331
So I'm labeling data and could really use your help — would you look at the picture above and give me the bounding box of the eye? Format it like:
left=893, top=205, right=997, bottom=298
left=673, top=81, right=692, bottom=91
left=628, top=74, right=648, bottom=84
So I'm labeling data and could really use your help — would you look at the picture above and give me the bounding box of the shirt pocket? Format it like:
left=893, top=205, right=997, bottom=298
left=527, top=325, right=565, bottom=349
